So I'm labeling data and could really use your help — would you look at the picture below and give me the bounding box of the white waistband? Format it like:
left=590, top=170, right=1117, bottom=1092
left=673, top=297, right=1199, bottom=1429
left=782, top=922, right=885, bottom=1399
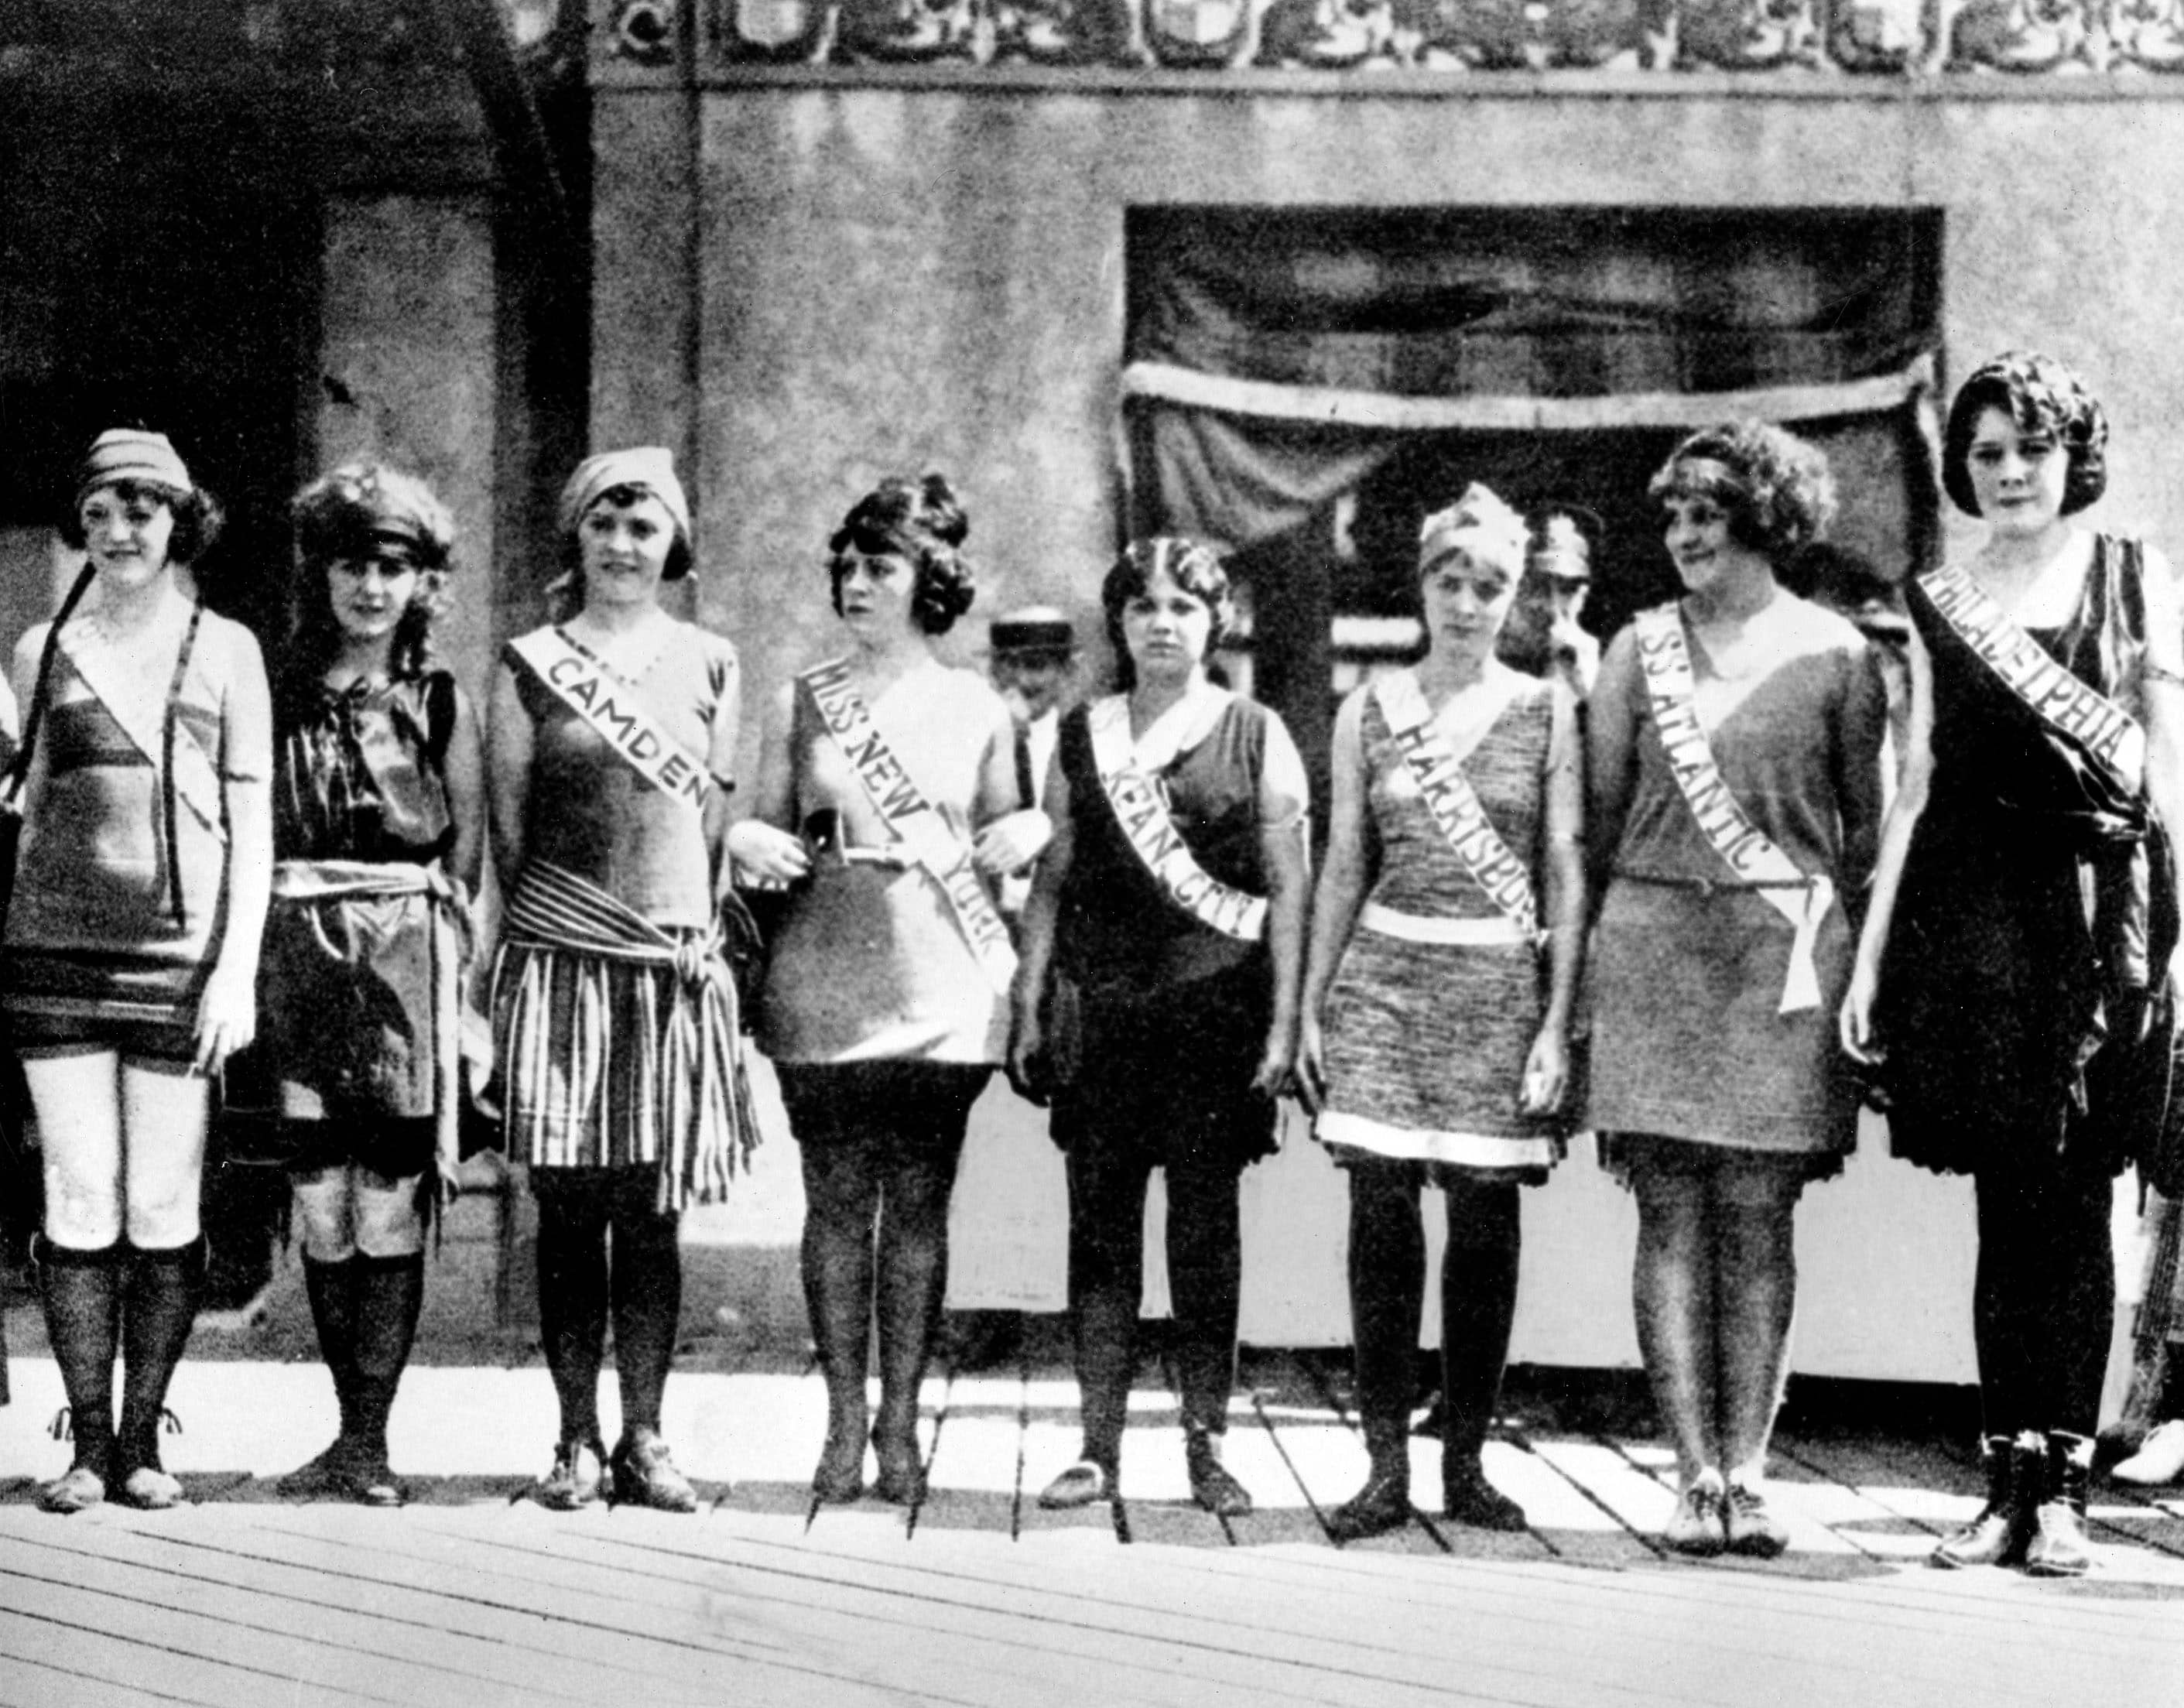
left=1358, top=902, right=1529, bottom=946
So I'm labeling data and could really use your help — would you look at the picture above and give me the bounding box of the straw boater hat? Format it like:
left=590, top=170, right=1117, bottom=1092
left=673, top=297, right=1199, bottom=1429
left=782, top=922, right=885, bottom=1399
left=990, top=604, right=1077, bottom=660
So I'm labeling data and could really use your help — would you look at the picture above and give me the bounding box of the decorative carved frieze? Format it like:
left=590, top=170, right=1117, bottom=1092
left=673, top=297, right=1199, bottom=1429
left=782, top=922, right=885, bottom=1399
left=681, top=0, right=2184, bottom=67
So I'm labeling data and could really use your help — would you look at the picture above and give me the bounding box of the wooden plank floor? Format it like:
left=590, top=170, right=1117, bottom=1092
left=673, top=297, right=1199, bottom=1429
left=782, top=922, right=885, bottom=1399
left=2, top=1350, right=2182, bottom=1708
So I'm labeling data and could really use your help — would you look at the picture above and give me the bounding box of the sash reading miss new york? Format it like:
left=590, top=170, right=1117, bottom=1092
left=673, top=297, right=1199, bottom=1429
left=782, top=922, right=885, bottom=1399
left=800, top=659, right=1017, bottom=997
left=1633, top=605, right=1833, bottom=1015
left=1086, top=693, right=1266, bottom=943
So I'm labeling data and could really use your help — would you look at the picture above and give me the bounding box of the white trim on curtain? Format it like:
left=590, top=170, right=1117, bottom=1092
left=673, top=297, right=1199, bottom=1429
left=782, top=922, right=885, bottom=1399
left=1121, top=353, right=1938, bottom=433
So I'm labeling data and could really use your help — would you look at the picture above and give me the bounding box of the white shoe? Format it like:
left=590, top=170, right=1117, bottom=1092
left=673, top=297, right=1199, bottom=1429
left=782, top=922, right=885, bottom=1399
left=2113, top=1419, right=2184, bottom=1486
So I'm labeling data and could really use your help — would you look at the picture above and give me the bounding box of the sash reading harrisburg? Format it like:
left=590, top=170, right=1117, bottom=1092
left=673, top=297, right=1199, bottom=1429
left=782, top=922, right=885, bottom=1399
left=1372, top=669, right=1542, bottom=947
left=1632, top=606, right=1833, bottom=1015
left=1920, top=560, right=2146, bottom=794
left=1086, top=694, right=1266, bottom=943
left=799, top=659, right=1017, bottom=997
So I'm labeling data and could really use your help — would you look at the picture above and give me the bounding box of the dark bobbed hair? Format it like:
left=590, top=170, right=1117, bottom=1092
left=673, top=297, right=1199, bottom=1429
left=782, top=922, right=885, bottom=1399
left=1647, top=419, right=1837, bottom=564
left=1790, top=539, right=1898, bottom=612
left=286, top=464, right=457, bottom=692
left=1101, top=536, right=1236, bottom=692
left=827, top=473, right=976, bottom=635
left=1941, top=350, right=2108, bottom=519
left=552, top=482, right=695, bottom=625
left=61, top=477, right=224, bottom=564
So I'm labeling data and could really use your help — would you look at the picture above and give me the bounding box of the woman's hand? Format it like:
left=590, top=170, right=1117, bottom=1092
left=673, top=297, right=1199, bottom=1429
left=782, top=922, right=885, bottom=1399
left=193, top=961, right=258, bottom=1077
left=973, top=809, right=1051, bottom=877
left=725, top=818, right=811, bottom=885
left=1007, top=1000, right=1047, bottom=1107
left=1518, top=1025, right=1568, bottom=1119
left=1838, top=957, right=1883, bottom=1066
left=1295, top=1013, right=1327, bottom=1116
left=1251, top=1025, right=1297, bottom=1101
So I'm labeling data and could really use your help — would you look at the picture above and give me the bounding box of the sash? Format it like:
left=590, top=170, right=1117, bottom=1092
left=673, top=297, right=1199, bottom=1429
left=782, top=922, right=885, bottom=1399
left=508, top=628, right=715, bottom=814
left=272, top=857, right=472, bottom=1182
left=1919, top=560, right=2146, bottom=795
left=799, top=659, right=1017, bottom=996
left=1632, top=605, right=1833, bottom=1015
left=58, top=597, right=223, bottom=837
left=1371, top=670, right=1542, bottom=948
left=1085, top=693, right=1266, bottom=943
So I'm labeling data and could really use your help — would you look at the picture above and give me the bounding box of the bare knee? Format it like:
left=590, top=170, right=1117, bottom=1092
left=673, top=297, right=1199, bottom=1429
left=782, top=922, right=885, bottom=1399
left=292, top=1167, right=358, bottom=1263
left=351, top=1172, right=426, bottom=1258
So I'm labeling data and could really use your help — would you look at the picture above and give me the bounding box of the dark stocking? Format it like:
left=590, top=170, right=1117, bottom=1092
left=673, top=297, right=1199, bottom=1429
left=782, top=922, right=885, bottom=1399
left=1439, top=1178, right=1521, bottom=1472
left=607, top=1167, right=682, bottom=1437
left=1346, top=1161, right=1425, bottom=1465
left=117, top=1240, right=204, bottom=1475
left=38, top=1239, right=124, bottom=1475
left=349, top=1253, right=426, bottom=1463
left=1066, top=1139, right=1152, bottom=1471
left=302, top=1255, right=361, bottom=1444
left=874, top=1150, right=959, bottom=1448
left=1165, top=1153, right=1246, bottom=1438
left=533, top=1171, right=611, bottom=1447
left=800, top=1142, right=880, bottom=1474
left=1973, top=1160, right=2117, bottom=1438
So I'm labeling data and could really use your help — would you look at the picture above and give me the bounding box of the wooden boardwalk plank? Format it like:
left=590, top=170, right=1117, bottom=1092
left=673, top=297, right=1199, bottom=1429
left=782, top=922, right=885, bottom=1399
left=0, top=1573, right=386, bottom=1708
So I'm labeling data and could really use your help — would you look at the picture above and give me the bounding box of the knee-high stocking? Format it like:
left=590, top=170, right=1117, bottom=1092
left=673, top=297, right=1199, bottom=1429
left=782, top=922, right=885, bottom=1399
left=117, top=1240, right=204, bottom=1475
left=1164, top=1154, right=1244, bottom=1439
left=608, top=1170, right=682, bottom=1438
left=1066, top=1142, right=1151, bottom=1470
left=534, top=1174, right=611, bottom=1447
left=1347, top=1161, right=1425, bottom=1467
left=349, top=1253, right=426, bottom=1463
left=800, top=1144, right=880, bottom=1470
left=302, top=1255, right=362, bottom=1445
left=38, top=1239, right=125, bottom=1476
left=1439, top=1178, right=1521, bottom=1475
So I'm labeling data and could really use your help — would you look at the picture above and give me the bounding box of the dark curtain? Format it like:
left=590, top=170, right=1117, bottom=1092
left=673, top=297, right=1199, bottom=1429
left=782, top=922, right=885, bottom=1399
left=1123, top=206, right=1943, bottom=594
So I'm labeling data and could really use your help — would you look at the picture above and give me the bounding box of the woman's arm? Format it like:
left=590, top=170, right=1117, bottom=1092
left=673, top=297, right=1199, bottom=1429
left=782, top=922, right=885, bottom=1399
left=722, top=682, right=810, bottom=884
left=198, top=628, right=276, bottom=1075
left=700, top=638, right=743, bottom=895
left=970, top=690, right=1052, bottom=876
left=1583, top=626, right=1641, bottom=914
left=1253, top=710, right=1313, bottom=1098
left=442, top=682, right=488, bottom=897
left=1522, top=680, right=1589, bottom=1118
left=1006, top=745, right=1073, bottom=1098
left=1840, top=618, right=1936, bottom=1063
left=1297, top=690, right=1373, bottom=1114
left=2138, top=546, right=2184, bottom=988
left=486, top=660, right=535, bottom=902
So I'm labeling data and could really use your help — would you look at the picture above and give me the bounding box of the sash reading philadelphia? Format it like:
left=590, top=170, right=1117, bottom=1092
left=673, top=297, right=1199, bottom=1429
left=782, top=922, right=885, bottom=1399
left=1919, top=560, right=2146, bottom=794
left=1371, top=669, right=1542, bottom=950
left=1632, top=605, right=1833, bottom=1015
left=1086, top=693, right=1266, bottom=943
left=508, top=627, right=717, bottom=816
left=799, top=659, right=1018, bottom=996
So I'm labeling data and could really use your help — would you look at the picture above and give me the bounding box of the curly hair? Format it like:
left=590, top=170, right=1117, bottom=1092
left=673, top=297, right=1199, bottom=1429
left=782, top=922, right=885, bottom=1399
left=60, top=477, right=225, bottom=565
left=1101, top=536, right=1236, bottom=692
left=286, top=464, right=457, bottom=693
left=1648, top=420, right=1837, bottom=564
left=827, top=473, right=976, bottom=635
left=1942, top=350, right=2108, bottom=519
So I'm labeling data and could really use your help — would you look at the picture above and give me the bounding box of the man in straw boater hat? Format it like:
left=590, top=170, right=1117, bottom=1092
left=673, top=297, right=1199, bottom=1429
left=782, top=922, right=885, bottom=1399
left=987, top=605, right=1077, bottom=917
